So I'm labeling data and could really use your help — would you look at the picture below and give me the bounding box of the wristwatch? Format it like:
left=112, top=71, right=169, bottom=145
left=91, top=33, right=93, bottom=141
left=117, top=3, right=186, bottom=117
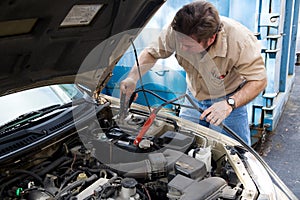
left=227, top=97, right=236, bottom=110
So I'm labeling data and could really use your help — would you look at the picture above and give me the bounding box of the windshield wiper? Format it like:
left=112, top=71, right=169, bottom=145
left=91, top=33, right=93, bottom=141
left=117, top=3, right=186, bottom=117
left=0, top=95, right=97, bottom=135
left=0, top=103, right=73, bottom=134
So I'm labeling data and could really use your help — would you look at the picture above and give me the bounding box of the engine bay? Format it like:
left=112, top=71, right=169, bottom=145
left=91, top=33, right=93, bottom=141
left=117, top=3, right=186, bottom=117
left=0, top=96, right=251, bottom=200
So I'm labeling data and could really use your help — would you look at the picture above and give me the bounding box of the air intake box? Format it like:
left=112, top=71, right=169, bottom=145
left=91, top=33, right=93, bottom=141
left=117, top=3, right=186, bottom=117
left=174, top=153, right=207, bottom=180
left=167, top=175, right=227, bottom=200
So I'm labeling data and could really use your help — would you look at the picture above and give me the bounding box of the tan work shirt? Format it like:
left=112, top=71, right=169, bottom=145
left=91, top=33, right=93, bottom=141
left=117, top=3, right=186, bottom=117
left=146, top=16, right=266, bottom=100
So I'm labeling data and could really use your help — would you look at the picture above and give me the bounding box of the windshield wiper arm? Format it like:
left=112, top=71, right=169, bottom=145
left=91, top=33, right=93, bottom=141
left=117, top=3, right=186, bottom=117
left=0, top=95, right=96, bottom=134
left=0, top=103, right=70, bottom=133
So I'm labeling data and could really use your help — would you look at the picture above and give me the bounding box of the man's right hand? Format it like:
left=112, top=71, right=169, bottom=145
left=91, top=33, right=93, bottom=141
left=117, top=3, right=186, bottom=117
left=120, top=77, right=137, bottom=100
left=119, top=49, right=157, bottom=101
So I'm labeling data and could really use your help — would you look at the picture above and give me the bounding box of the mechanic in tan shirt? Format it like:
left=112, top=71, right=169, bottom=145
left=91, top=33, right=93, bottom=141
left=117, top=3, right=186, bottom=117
left=120, top=1, right=267, bottom=145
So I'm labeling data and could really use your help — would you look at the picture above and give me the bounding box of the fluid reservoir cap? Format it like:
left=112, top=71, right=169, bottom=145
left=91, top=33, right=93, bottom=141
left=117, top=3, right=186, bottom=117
left=121, top=178, right=138, bottom=188
left=77, top=172, right=88, bottom=181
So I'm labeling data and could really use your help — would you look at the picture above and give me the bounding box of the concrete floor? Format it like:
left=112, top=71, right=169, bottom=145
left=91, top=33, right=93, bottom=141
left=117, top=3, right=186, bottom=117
left=262, top=66, right=300, bottom=198
left=261, top=21, right=300, bottom=198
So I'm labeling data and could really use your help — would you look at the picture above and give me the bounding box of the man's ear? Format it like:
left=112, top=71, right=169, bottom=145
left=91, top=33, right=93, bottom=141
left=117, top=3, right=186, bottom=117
left=208, top=34, right=217, bottom=46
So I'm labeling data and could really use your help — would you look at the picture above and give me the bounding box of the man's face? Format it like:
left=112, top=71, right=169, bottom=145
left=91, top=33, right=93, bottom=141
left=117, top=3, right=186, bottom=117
left=178, top=35, right=215, bottom=54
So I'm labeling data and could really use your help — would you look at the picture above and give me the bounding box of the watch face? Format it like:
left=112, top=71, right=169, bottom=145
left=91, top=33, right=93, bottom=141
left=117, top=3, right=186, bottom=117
left=228, top=98, right=235, bottom=108
left=228, top=98, right=235, bottom=105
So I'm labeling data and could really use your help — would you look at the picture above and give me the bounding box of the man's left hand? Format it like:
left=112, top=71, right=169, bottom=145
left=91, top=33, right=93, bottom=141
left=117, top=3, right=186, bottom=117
left=200, top=100, right=233, bottom=126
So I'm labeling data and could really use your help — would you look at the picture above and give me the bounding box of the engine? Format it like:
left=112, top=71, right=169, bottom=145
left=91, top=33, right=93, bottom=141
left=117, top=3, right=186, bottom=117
left=0, top=102, right=246, bottom=200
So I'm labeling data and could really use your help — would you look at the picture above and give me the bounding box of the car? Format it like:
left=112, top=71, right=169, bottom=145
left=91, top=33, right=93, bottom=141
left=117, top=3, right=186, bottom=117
left=0, top=0, right=298, bottom=200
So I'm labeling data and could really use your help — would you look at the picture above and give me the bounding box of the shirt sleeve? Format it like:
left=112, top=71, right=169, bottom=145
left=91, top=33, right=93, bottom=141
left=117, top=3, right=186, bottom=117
left=235, top=35, right=267, bottom=81
left=146, top=25, right=176, bottom=59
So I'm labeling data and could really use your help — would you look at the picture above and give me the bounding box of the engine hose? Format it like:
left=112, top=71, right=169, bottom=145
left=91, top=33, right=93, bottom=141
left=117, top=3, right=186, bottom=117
left=10, top=169, right=43, bottom=184
left=31, top=160, right=52, bottom=172
left=109, top=160, right=151, bottom=179
left=59, top=170, right=83, bottom=191
left=22, top=187, right=55, bottom=198
left=37, top=156, right=72, bottom=176
left=108, top=149, right=183, bottom=179
left=55, top=174, right=98, bottom=199
left=78, top=163, right=113, bottom=172
left=106, top=169, right=118, bottom=179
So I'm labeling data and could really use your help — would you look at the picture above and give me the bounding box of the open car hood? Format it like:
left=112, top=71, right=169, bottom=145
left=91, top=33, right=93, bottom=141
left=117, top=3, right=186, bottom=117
left=0, top=0, right=165, bottom=97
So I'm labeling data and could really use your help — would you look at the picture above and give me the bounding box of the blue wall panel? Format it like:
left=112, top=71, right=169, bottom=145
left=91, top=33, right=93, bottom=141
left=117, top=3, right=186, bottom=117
left=289, top=0, right=300, bottom=75
left=229, top=0, right=259, bottom=32
left=279, top=0, right=294, bottom=92
left=209, top=0, right=230, bottom=16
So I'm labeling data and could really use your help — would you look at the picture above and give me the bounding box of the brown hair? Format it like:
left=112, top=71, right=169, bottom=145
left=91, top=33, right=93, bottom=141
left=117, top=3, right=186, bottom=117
left=171, top=1, right=222, bottom=43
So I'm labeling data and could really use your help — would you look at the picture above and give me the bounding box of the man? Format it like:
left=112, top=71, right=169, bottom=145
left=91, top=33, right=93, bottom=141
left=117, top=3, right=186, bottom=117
left=120, top=1, right=267, bottom=145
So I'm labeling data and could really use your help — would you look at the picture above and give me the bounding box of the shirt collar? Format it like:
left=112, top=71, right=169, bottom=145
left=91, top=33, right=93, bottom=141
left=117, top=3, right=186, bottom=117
left=207, top=27, right=227, bottom=58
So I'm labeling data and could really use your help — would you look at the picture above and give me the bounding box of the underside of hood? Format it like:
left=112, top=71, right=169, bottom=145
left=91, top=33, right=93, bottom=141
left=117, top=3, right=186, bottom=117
left=0, top=0, right=165, bottom=97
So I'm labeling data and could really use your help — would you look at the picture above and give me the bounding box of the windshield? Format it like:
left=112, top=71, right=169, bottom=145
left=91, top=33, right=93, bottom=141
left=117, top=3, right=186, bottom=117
left=0, top=84, right=83, bottom=126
